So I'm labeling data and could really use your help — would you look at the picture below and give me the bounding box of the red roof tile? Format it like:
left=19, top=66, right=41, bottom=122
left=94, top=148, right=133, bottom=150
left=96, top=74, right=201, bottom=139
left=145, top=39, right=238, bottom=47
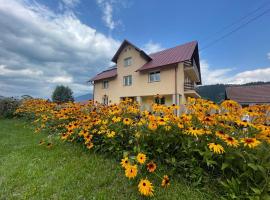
left=225, top=84, right=270, bottom=104
left=137, top=41, right=198, bottom=71
left=90, top=68, right=117, bottom=81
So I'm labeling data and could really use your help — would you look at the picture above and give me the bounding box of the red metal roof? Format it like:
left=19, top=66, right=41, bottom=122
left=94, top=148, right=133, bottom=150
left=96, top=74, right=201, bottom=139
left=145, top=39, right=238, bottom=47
left=90, top=67, right=117, bottom=81
left=137, top=41, right=198, bottom=71
left=225, top=84, right=270, bottom=104
left=90, top=40, right=200, bottom=83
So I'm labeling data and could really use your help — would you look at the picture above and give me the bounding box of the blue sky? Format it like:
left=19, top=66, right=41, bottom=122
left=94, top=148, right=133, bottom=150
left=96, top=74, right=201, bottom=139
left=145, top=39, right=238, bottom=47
left=0, top=0, right=270, bottom=97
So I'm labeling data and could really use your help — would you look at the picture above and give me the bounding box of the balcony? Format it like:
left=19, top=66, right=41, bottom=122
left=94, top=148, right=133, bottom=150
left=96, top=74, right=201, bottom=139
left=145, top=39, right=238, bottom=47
left=184, top=82, right=200, bottom=98
left=184, top=60, right=200, bottom=82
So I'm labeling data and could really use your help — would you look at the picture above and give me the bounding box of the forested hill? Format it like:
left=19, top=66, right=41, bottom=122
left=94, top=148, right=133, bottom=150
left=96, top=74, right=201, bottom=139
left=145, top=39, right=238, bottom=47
left=196, top=81, right=270, bottom=103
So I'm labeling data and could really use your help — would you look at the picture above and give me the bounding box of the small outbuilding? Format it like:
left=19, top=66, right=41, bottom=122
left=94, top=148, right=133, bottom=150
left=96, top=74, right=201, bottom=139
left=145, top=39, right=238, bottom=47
left=225, top=84, right=270, bottom=106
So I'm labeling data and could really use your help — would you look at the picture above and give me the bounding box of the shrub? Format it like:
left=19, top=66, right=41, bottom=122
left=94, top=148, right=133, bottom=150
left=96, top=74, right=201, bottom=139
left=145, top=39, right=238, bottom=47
left=51, top=85, right=74, bottom=103
left=16, top=98, right=270, bottom=199
left=0, top=97, right=21, bottom=118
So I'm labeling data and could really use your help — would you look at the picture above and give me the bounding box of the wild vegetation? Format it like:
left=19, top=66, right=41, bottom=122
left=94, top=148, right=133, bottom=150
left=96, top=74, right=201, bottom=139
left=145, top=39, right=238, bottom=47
left=15, top=98, right=270, bottom=199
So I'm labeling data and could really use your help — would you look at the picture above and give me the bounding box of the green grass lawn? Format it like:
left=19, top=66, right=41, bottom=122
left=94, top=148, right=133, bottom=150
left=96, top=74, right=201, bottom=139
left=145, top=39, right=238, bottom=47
left=0, top=119, right=214, bottom=200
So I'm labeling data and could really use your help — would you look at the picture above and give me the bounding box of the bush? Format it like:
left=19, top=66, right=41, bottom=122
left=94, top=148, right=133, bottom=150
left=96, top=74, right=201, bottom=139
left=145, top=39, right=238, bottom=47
left=16, top=98, right=270, bottom=199
left=0, top=97, right=21, bottom=118
left=52, top=85, right=74, bottom=103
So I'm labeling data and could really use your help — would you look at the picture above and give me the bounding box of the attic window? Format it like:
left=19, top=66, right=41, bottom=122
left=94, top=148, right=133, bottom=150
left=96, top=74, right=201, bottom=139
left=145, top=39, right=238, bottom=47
left=124, top=57, right=132, bottom=67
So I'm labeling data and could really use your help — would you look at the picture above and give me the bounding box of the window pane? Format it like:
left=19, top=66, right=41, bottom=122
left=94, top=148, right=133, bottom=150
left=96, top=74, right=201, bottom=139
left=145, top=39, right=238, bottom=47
left=124, top=57, right=132, bottom=66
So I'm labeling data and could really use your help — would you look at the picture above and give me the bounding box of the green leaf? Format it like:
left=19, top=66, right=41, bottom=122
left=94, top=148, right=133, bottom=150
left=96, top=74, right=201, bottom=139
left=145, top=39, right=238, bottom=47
left=250, top=187, right=262, bottom=195
left=248, top=163, right=258, bottom=171
left=221, top=162, right=230, bottom=171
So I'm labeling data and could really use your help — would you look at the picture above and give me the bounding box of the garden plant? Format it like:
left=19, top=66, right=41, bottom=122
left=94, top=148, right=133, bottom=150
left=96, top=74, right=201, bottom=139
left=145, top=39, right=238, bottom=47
left=15, top=98, right=270, bottom=199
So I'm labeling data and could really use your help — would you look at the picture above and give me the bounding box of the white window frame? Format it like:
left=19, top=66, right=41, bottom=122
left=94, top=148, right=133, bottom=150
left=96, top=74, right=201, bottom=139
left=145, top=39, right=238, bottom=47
left=123, top=75, right=132, bottom=86
left=124, top=57, right=132, bottom=67
left=102, top=80, right=109, bottom=89
left=149, top=71, right=160, bottom=82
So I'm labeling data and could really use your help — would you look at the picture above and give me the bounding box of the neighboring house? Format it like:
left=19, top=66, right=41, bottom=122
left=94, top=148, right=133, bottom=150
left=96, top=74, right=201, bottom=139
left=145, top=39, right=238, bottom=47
left=90, top=40, right=201, bottom=110
left=225, top=84, right=270, bottom=106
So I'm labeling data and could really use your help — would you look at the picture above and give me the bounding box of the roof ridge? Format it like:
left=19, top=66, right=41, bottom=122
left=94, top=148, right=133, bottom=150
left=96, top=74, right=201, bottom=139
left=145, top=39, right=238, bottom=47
left=149, top=40, right=198, bottom=56
left=227, top=84, right=270, bottom=88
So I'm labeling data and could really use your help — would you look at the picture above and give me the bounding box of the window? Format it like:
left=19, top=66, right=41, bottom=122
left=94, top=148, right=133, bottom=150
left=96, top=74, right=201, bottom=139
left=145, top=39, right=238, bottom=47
left=102, top=80, right=109, bottom=89
left=155, top=96, right=165, bottom=105
left=149, top=71, right=160, bottom=82
left=123, top=75, right=132, bottom=86
left=124, top=57, right=132, bottom=67
left=102, top=95, right=108, bottom=105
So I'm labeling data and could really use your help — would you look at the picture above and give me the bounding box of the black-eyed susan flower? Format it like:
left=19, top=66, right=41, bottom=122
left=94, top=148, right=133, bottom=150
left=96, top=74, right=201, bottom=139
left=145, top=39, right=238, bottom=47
left=138, top=179, right=154, bottom=196
left=224, top=136, right=239, bottom=147
left=125, top=165, right=137, bottom=179
left=208, top=143, right=225, bottom=154
left=186, top=127, right=205, bottom=137
left=123, top=118, right=132, bottom=125
left=38, top=140, right=45, bottom=145
left=147, top=161, right=157, bottom=173
left=86, top=142, right=94, bottom=149
left=215, top=130, right=228, bottom=139
left=120, top=157, right=130, bottom=169
left=137, top=153, right=146, bottom=164
left=47, top=142, right=52, bottom=148
left=161, top=175, right=170, bottom=187
left=241, top=138, right=261, bottom=148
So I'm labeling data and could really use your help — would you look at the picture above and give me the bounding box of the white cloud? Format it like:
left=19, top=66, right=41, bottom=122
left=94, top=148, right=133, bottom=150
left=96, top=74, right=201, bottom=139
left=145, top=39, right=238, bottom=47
left=0, top=0, right=120, bottom=98
left=200, top=60, right=233, bottom=85
left=231, top=68, right=270, bottom=84
left=143, top=40, right=164, bottom=54
left=0, top=65, right=43, bottom=77
left=96, top=0, right=119, bottom=30
left=61, top=0, right=80, bottom=8
left=200, top=60, right=270, bottom=85
left=47, top=76, right=73, bottom=84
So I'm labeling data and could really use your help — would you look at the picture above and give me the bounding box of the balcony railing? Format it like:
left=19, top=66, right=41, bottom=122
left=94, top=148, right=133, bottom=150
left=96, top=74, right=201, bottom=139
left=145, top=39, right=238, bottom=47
left=184, top=60, right=200, bottom=82
left=184, top=82, right=195, bottom=91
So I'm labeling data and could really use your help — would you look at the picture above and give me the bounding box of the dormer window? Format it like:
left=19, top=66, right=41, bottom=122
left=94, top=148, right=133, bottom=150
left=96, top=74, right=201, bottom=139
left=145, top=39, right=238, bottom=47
left=124, top=57, right=132, bottom=67
left=102, top=80, right=109, bottom=89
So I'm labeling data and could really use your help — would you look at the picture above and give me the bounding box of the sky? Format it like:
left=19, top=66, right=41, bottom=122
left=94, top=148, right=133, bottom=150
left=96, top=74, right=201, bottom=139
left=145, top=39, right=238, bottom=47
left=0, top=0, right=269, bottom=98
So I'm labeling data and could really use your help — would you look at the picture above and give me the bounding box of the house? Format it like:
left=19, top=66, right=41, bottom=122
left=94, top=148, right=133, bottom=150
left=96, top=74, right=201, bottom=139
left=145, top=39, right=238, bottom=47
left=90, top=40, right=201, bottom=110
left=225, top=84, right=270, bottom=106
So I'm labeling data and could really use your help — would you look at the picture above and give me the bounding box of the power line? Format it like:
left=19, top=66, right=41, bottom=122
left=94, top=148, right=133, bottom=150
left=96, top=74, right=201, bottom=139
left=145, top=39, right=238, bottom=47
left=200, top=1, right=270, bottom=43
left=201, top=7, right=270, bottom=51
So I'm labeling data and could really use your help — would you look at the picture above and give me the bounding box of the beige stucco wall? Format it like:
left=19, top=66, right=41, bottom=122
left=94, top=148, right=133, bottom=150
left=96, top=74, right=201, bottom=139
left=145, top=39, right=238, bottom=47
left=94, top=45, right=186, bottom=105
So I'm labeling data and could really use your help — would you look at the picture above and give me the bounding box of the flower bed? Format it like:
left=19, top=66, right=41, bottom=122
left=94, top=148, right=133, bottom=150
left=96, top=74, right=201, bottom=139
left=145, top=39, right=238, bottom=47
left=16, top=98, right=270, bottom=199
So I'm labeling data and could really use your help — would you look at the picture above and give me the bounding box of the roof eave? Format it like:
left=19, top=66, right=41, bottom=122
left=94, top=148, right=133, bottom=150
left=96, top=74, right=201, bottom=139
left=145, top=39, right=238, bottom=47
left=111, top=39, right=152, bottom=63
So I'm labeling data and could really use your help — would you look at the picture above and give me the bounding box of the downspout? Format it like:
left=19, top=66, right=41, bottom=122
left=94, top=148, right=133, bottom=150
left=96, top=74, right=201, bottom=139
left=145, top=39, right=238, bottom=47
left=175, top=64, right=178, bottom=115
left=175, top=64, right=177, bottom=104
left=92, top=81, right=95, bottom=102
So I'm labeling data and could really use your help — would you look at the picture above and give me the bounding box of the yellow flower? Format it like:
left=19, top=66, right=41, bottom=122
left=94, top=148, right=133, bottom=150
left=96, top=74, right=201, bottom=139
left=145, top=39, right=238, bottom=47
left=86, top=142, right=94, bottom=149
left=107, top=131, right=116, bottom=138
left=165, top=125, right=171, bottom=131
left=224, top=136, right=239, bottom=147
left=125, top=165, right=137, bottom=179
left=138, top=179, right=154, bottom=196
left=241, top=138, right=261, bottom=148
left=121, top=157, right=130, bottom=169
left=186, top=127, right=205, bottom=137
left=123, top=118, right=132, bottom=125
left=147, top=162, right=157, bottom=173
left=137, top=153, right=146, bottom=164
left=148, top=122, right=157, bottom=131
left=161, top=175, right=170, bottom=187
left=208, top=143, right=225, bottom=154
